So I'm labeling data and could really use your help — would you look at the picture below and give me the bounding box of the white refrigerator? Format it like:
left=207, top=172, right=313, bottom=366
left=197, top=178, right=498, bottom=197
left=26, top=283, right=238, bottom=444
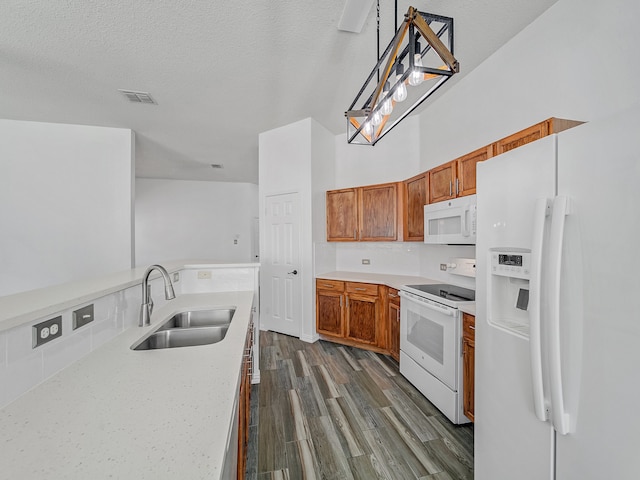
left=475, top=105, right=640, bottom=480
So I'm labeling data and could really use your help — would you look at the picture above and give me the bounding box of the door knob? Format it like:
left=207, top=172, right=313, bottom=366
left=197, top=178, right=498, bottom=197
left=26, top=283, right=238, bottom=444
left=288, top=270, right=298, bottom=275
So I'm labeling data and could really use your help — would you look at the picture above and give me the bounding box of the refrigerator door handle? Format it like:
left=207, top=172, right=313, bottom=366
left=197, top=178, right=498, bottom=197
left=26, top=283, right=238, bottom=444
left=530, top=198, right=551, bottom=422
left=548, top=195, right=572, bottom=435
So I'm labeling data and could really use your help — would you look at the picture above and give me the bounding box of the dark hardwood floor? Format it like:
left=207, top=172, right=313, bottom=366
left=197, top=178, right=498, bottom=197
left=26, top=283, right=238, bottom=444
left=245, top=331, right=474, bottom=479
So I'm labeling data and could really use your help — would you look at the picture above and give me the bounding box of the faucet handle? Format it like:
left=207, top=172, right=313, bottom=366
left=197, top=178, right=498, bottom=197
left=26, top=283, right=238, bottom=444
left=147, top=284, right=154, bottom=316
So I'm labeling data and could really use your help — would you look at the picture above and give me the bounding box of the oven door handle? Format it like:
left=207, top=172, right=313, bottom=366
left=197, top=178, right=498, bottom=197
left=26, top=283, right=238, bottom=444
left=399, top=291, right=455, bottom=316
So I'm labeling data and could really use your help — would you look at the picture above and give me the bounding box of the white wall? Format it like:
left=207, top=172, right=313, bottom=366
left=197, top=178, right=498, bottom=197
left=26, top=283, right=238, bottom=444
left=259, top=118, right=334, bottom=342
left=0, top=119, right=134, bottom=297
left=135, top=179, right=258, bottom=267
left=418, top=0, right=640, bottom=172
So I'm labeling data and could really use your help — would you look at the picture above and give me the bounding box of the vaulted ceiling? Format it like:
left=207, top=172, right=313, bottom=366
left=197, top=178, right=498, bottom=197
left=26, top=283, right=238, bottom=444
left=0, top=0, right=558, bottom=183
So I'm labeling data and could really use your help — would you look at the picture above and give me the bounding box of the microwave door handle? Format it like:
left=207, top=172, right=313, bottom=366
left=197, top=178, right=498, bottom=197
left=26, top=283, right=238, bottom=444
left=462, top=206, right=469, bottom=237
left=530, top=198, right=551, bottom=422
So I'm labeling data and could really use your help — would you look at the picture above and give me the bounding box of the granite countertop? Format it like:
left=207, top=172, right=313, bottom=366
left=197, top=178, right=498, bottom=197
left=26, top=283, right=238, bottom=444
left=0, top=291, right=254, bottom=480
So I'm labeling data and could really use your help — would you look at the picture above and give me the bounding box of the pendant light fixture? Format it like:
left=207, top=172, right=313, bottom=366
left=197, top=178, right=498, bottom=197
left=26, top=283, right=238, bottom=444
left=345, top=5, right=459, bottom=145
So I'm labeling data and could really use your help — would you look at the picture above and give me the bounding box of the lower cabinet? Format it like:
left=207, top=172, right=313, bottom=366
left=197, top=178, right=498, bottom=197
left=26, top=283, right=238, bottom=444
left=237, top=317, right=254, bottom=479
left=462, top=312, right=475, bottom=422
left=388, top=288, right=401, bottom=362
left=316, top=280, right=388, bottom=352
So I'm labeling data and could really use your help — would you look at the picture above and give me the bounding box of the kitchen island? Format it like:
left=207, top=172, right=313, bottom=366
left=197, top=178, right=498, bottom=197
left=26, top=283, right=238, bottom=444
left=0, top=277, right=256, bottom=479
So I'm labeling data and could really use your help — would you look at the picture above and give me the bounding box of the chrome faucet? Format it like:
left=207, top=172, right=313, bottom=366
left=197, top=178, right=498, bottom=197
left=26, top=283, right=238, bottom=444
left=139, top=264, right=176, bottom=326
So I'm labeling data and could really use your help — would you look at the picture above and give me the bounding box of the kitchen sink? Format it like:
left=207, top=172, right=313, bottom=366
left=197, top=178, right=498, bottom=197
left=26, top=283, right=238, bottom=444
left=132, top=325, right=229, bottom=350
left=131, top=307, right=235, bottom=351
left=157, top=308, right=235, bottom=330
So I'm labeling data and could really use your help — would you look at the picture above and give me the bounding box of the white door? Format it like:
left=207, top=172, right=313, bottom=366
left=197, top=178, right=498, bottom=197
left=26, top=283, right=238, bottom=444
left=554, top=106, right=640, bottom=480
left=261, top=192, right=302, bottom=337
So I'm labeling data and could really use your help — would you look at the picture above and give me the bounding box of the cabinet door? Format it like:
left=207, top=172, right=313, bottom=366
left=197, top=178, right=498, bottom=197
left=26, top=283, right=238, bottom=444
left=429, top=160, right=457, bottom=203
left=456, top=145, right=493, bottom=197
left=346, top=294, right=379, bottom=345
left=463, top=339, right=475, bottom=422
left=316, top=289, right=344, bottom=337
left=494, top=121, right=549, bottom=155
left=462, top=313, right=475, bottom=422
left=359, top=183, right=399, bottom=241
left=388, top=294, right=400, bottom=362
left=327, top=188, right=358, bottom=241
left=403, top=173, right=428, bottom=241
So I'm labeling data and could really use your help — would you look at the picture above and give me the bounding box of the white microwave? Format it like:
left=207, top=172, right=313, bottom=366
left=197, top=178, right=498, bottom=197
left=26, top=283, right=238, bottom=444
left=424, top=194, right=477, bottom=245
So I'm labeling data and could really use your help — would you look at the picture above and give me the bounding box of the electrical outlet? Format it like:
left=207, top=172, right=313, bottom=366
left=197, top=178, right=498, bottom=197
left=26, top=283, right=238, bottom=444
left=362, top=259, right=371, bottom=265
left=73, top=304, right=94, bottom=330
left=33, top=316, right=63, bottom=348
left=173, top=272, right=180, bottom=282
left=440, top=263, right=448, bottom=271
left=197, top=270, right=212, bottom=280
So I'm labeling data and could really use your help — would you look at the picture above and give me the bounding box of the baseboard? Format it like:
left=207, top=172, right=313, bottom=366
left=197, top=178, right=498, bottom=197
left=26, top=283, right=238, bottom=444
left=299, top=332, right=319, bottom=343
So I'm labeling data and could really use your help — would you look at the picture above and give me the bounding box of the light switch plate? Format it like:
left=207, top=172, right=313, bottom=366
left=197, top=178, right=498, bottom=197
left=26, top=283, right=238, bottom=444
left=33, top=316, right=63, bottom=348
left=73, top=304, right=94, bottom=330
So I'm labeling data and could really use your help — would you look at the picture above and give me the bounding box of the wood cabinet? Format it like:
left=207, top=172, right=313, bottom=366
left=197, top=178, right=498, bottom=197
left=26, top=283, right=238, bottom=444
left=359, top=183, right=401, bottom=241
left=494, top=117, right=585, bottom=156
left=388, top=288, right=401, bottom=362
left=403, top=172, right=429, bottom=241
left=429, top=160, right=457, bottom=203
left=316, top=280, right=387, bottom=352
left=429, top=145, right=494, bottom=203
left=237, top=316, right=254, bottom=479
left=462, top=312, right=475, bottom=423
left=327, top=182, right=402, bottom=242
left=326, top=188, right=358, bottom=241
left=316, top=279, right=345, bottom=337
left=345, top=282, right=381, bottom=346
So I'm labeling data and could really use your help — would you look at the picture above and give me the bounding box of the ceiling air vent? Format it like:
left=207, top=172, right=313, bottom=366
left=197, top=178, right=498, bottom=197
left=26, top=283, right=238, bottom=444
left=118, top=89, right=157, bottom=105
left=210, top=164, right=224, bottom=169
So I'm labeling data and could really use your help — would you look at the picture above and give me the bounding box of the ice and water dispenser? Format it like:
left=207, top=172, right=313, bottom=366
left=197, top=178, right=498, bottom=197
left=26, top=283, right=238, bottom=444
left=488, top=249, right=532, bottom=338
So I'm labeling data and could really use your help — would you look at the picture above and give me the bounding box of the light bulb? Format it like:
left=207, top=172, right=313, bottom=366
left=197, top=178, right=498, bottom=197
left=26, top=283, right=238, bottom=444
left=380, top=97, right=393, bottom=116
left=409, top=54, right=424, bottom=86
left=393, top=69, right=407, bottom=102
left=371, top=110, right=383, bottom=126
left=362, top=121, right=373, bottom=136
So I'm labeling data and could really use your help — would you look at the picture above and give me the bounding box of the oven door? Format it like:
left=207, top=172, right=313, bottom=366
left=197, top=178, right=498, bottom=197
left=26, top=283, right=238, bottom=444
left=399, top=290, right=460, bottom=389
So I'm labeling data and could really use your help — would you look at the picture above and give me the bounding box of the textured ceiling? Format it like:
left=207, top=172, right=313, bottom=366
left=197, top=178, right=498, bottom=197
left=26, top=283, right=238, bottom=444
left=0, top=0, right=558, bottom=184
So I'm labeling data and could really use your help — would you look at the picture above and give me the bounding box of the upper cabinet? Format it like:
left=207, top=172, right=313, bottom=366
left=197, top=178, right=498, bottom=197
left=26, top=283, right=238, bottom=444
left=429, top=145, right=494, bottom=203
left=360, top=183, right=401, bottom=241
left=327, top=182, right=402, bottom=242
left=327, top=117, right=583, bottom=243
left=494, top=117, right=584, bottom=155
left=403, top=172, right=429, bottom=241
left=326, top=188, right=358, bottom=241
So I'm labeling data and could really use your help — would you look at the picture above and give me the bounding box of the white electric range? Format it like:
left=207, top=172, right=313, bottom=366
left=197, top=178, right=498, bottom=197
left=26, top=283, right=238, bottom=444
left=399, top=283, right=475, bottom=424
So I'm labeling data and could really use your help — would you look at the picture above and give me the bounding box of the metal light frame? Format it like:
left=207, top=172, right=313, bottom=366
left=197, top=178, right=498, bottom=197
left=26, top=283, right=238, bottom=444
left=345, top=6, right=459, bottom=145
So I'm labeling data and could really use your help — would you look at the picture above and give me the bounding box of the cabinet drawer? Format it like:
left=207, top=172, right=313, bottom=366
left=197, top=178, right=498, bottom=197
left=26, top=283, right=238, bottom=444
left=462, top=313, right=475, bottom=340
left=346, top=282, right=379, bottom=296
left=316, top=279, right=345, bottom=292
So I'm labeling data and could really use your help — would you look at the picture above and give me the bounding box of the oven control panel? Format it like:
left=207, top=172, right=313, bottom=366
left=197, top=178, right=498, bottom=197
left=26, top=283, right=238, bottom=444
left=491, top=251, right=530, bottom=280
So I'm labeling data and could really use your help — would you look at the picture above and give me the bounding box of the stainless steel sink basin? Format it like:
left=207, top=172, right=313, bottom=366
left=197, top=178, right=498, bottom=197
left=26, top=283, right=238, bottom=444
left=157, top=308, right=235, bottom=330
left=132, top=326, right=229, bottom=350
left=131, top=307, right=235, bottom=351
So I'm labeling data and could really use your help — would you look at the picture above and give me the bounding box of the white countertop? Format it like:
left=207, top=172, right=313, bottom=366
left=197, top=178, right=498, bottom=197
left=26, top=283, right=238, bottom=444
left=0, top=261, right=259, bottom=333
left=459, top=303, right=476, bottom=316
left=316, top=271, right=441, bottom=291
left=0, top=291, right=254, bottom=480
